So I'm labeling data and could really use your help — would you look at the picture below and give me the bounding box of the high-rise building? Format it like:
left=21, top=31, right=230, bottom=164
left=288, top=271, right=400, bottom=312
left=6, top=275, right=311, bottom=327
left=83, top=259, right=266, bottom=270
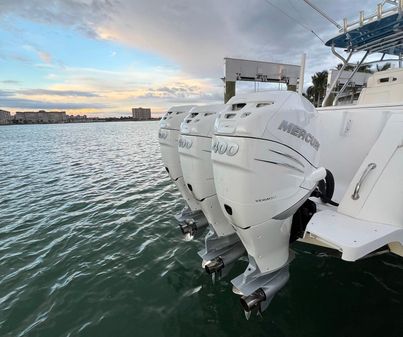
left=132, top=107, right=151, bottom=120
left=0, top=110, right=12, bottom=124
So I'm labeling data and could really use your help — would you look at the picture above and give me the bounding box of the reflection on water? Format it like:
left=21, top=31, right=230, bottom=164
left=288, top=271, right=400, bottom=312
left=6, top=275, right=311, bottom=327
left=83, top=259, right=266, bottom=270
left=0, top=122, right=402, bottom=337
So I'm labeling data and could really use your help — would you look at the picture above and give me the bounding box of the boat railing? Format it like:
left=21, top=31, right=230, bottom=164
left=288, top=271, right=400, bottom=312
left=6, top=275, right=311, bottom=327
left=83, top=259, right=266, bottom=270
left=322, top=0, right=403, bottom=106
left=341, top=0, right=403, bottom=33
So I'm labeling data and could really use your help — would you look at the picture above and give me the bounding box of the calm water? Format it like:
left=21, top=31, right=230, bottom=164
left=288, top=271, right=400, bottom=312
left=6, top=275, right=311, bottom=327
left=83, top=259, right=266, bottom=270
left=0, top=121, right=402, bottom=337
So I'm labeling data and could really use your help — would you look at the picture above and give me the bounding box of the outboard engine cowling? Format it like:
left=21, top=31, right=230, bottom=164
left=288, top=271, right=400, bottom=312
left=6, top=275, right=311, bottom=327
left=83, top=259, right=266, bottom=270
left=159, top=105, right=208, bottom=238
left=212, top=91, right=326, bottom=313
left=178, top=104, right=245, bottom=277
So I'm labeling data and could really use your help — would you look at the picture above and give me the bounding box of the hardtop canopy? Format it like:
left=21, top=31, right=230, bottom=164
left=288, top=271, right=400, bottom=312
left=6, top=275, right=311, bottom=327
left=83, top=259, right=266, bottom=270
left=326, top=12, right=403, bottom=56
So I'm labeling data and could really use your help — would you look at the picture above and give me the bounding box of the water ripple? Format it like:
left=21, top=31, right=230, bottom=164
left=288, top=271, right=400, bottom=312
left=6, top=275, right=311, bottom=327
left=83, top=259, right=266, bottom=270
left=0, top=122, right=402, bottom=337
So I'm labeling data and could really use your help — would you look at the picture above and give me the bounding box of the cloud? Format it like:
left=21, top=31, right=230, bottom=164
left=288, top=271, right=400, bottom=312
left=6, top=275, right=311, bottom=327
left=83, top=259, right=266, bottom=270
left=46, top=73, right=57, bottom=80
left=0, top=0, right=378, bottom=79
left=22, top=44, right=53, bottom=64
left=0, top=0, right=381, bottom=115
left=136, top=82, right=222, bottom=103
left=37, top=50, right=52, bottom=64
left=0, top=72, right=220, bottom=114
left=0, top=90, right=14, bottom=97
left=0, top=97, right=110, bottom=110
left=0, top=51, right=32, bottom=64
left=80, top=0, right=376, bottom=78
left=0, top=80, right=21, bottom=85
left=0, top=0, right=114, bottom=39
left=18, top=89, right=100, bottom=97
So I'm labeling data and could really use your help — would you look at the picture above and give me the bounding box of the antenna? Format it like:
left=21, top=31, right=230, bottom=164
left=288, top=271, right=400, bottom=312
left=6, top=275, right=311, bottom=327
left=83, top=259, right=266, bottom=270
left=302, top=0, right=342, bottom=30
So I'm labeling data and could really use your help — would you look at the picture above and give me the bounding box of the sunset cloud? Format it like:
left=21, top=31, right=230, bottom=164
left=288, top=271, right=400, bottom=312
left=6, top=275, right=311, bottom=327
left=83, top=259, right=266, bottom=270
left=0, top=0, right=379, bottom=115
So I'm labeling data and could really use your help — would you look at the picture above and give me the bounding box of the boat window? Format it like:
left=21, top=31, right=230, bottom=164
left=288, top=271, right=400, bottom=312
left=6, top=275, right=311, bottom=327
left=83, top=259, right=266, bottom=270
left=392, top=77, right=397, bottom=82
left=379, top=77, right=389, bottom=83
left=232, top=103, right=246, bottom=111
left=190, top=113, right=199, bottom=118
left=204, top=112, right=214, bottom=116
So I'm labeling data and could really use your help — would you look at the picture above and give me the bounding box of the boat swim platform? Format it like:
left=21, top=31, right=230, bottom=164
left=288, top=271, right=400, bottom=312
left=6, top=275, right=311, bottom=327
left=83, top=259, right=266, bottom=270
left=304, top=210, right=403, bottom=261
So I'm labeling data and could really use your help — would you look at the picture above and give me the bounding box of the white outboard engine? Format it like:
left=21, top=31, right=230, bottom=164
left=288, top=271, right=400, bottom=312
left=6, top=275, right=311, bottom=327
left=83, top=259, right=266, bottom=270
left=178, top=104, right=245, bottom=277
left=212, top=91, right=326, bottom=314
left=159, top=106, right=208, bottom=239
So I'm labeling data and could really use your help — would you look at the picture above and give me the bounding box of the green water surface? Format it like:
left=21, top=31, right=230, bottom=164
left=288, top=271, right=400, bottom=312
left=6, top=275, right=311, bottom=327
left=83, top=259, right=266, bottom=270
left=0, top=122, right=402, bottom=337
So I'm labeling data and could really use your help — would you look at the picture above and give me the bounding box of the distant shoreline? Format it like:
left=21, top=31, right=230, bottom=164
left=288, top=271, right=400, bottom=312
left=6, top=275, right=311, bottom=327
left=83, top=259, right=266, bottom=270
left=0, top=117, right=161, bottom=126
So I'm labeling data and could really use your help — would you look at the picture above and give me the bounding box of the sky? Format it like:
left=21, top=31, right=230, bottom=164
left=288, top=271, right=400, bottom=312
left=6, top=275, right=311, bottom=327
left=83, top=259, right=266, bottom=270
left=0, top=0, right=379, bottom=116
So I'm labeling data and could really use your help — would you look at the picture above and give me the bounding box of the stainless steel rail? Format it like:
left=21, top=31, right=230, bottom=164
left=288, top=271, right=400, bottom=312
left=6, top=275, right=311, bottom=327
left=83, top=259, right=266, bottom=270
left=352, top=163, right=377, bottom=200
left=332, top=51, right=369, bottom=106
left=342, top=0, right=403, bottom=33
